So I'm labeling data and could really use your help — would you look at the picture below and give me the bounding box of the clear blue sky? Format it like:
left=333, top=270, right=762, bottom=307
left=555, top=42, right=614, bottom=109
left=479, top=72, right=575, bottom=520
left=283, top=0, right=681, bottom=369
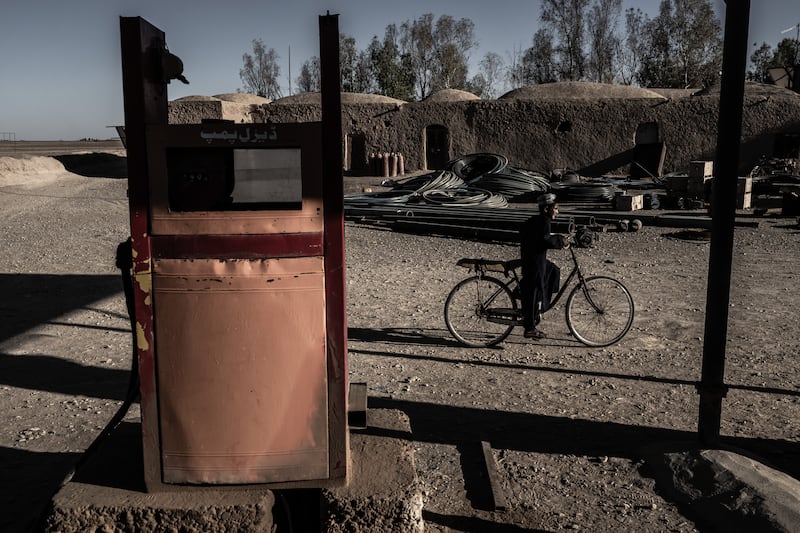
left=0, top=0, right=797, bottom=140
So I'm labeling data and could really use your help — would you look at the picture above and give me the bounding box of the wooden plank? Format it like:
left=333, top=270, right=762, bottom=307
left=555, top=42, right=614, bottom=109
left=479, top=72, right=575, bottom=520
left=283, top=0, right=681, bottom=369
left=688, top=160, right=713, bottom=178
left=480, top=441, right=508, bottom=512
left=614, top=193, right=644, bottom=211
left=348, top=382, right=368, bottom=429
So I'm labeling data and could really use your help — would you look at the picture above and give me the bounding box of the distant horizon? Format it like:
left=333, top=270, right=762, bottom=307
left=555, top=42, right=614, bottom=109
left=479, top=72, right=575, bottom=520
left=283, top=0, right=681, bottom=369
left=0, top=138, right=123, bottom=143
left=4, top=77, right=799, bottom=143
left=1, top=0, right=796, bottom=141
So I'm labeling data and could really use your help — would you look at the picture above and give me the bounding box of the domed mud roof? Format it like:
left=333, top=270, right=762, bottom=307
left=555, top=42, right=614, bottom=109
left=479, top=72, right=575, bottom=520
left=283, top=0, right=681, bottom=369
left=690, top=81, right=800, bottom=98
left=499, top=82, right=666, bottom=100
left=647, top=88, right=695, bottom=99
left=424, top=89, right=480, bottom=102
left=213, top=93, right=271, bottom=104
left=271, top=92, right=406, bottom=105
left=171, top=95, right=222, bottom=102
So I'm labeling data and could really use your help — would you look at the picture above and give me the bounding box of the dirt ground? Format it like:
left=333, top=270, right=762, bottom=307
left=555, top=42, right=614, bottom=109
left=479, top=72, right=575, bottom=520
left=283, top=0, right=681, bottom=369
left=0, top=142, right=798, bottom=532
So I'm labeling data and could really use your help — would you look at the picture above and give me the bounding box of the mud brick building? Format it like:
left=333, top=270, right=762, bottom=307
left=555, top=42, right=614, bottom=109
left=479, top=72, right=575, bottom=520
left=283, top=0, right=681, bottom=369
left=169, top=82, right=800, bottom=177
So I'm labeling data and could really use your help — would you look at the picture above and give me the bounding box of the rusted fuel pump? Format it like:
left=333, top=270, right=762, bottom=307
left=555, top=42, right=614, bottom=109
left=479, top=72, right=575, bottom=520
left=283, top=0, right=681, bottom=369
left=119, top=16, right=347, bottom=491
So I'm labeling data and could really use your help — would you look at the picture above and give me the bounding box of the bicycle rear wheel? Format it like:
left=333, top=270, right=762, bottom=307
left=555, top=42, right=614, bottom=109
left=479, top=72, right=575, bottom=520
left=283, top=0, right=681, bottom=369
left=566, top=276, right=634, bottom=347
left=444, top=276, right=517, bottom=347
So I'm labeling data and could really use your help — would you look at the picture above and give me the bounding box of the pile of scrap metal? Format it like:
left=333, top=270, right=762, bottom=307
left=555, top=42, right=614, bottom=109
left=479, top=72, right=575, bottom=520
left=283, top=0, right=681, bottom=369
left=344, top=200, right=603, bottom=244
left=343, top=152, right=756, bottom=240
left=350, top=169, right=510, bottom=208
left=345, top=153, right=551, bottom=210
left=344, top=153, right=606, bottom=243
left=749, top=158, right=800, bottom=216
left=445, top=153, right=551, bottom=201
left=345, top=153, right=633, bottom=209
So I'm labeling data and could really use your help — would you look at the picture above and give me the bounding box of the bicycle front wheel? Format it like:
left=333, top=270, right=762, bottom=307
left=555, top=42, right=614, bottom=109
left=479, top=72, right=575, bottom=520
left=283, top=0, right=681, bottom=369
left=444, top=276, right=517, bottom=348
left=566, top=276, right=634, bottom=347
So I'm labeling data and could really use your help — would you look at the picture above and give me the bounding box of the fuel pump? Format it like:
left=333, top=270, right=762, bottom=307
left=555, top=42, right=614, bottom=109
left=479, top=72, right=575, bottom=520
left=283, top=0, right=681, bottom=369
left=120, top=16, right=347, bottom=491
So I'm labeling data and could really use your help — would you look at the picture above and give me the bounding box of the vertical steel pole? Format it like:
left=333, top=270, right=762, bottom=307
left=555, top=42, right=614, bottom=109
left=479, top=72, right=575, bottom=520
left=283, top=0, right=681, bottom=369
left=698, top=1, right=751, bottom=446
left=319, top=13, right=348, bottom=480
left=119, top=16, right=169, bottom=489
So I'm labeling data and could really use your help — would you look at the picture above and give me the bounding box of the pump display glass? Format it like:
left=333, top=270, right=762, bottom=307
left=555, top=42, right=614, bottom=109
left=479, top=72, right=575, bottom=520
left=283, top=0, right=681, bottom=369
left=166, top=148, right=303, bottom=211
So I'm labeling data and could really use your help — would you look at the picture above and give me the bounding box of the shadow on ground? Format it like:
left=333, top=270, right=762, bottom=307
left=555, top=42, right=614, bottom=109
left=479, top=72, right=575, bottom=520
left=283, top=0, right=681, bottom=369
left=0, top=447, right=82, bottom=533
left=349, top=326, right=466, bottom=348
left=53, top=153, right=127, bottom=179
left=0, top=273, right=123, bottom=343
left=368, top=396, right=800, bottom=531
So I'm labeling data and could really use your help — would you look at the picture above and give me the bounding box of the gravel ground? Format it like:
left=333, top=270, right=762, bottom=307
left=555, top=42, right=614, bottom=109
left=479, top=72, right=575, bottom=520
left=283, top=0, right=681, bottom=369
left=1, top=146, right=798, bottom=532
left=344, top=216, right=800, bottom=532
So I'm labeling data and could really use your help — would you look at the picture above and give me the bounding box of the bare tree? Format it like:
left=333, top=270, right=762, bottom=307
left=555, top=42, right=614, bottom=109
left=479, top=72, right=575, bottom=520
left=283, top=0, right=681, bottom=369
left=400, top=14, right=437, bottom=99
left=348, top=49, right=375, bottom=94
left=433, top=15, right=477, bottom=91
left=638, top=0, right=722, bottom=88
left=618, top=7, right=647, bottom=84
left=540, top=0, right=591, bottom=80
left=505, top=45, right=527, bottom=89
left=524, top=29, right=558, bottom=84
left=339, top=35, right=360, bottom=93
left=240, top=39, right=282, bottom=99
left=400, top=13, right=477, bottom=99
left=369, top=25, right=416, bottom=101
left=476, top=52, right=505, bottom=97
left=294, top=34, right=375, bottom=95
left=296, top=57, right=320, bottom=93
left=670, top=0, right=722, bottom=88
left=586, top=0, right=622, bottom=83
left=747, top=42, right=774, bottom=83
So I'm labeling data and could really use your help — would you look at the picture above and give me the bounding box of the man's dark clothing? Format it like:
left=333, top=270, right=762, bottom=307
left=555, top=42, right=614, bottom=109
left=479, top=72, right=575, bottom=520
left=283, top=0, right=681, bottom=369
left=520, top=214, right=562, bottom=330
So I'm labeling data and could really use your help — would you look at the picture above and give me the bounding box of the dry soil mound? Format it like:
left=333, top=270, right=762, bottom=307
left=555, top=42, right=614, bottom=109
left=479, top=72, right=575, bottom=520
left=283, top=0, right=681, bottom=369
left=0, top=155, right=66, bottom=186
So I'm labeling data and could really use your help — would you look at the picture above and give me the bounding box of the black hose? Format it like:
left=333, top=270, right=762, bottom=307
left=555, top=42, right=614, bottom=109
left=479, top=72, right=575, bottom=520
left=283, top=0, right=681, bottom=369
left=55, top=239, right=140, bottom=488
left=34, top=239, right=140, bottom=530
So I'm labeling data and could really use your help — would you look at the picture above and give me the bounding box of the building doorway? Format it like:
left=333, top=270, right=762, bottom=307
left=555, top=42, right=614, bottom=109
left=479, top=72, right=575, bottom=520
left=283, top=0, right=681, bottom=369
left=425, top=125, right=450, bottom=170
left=344, top=133, right=367, bottom=175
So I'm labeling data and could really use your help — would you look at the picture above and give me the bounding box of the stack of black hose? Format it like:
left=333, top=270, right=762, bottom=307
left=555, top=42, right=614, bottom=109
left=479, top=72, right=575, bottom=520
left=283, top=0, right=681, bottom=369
left=446, top=153, right=551, bottom=201
left=551, top=180, right=623, bottom=203
left=347, top=168, right=509, bottom=208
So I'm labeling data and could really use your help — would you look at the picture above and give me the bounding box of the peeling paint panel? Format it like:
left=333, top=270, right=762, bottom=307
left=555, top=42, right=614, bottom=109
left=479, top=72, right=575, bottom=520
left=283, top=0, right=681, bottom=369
left=153, top=257, right=329, bottom=484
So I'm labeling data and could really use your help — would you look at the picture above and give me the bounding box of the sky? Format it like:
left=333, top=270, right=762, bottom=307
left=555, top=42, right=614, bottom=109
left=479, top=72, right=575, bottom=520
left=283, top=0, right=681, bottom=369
left=0, top=0, right=798, bottom=140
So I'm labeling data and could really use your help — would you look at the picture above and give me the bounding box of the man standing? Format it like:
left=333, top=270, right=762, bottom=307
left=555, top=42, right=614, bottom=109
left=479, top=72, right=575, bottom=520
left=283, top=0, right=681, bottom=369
left=520, top=193, right=567, bottom=339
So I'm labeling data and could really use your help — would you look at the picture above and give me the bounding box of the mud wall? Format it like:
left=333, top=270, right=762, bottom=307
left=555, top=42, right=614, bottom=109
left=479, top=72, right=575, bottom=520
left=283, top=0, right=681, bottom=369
left=168, top=100, right=258, bottom=126
left=170, top=89, right=800, bottom=176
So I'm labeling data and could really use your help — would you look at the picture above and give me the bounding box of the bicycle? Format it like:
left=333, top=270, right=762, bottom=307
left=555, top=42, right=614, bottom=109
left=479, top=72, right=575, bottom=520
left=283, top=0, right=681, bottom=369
left=443, top=239, right=634, bottom=348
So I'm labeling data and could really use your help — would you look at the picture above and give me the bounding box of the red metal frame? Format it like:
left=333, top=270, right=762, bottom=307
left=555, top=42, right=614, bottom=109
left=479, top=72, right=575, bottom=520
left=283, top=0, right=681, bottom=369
left=119, top=17, right=163, bottom=489
left=150, top=234, right=324, bottom=259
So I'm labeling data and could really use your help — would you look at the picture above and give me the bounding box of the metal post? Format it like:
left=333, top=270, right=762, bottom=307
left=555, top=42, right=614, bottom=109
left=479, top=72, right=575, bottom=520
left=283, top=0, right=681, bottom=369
left=697, top=1, right=751, bottom=446
left=119, top=16, right=169, bottom=489
left=319, top=12, right=348, bottom=479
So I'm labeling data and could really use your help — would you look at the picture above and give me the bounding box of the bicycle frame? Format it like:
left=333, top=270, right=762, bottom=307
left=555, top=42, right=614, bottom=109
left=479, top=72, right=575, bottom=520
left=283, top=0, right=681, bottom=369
left=500, top=246, right=586, bottom=312
left=463, top=244, right=604, bottom=328
left=447, top=242, right=634, bottom=347
left=548, top=246, right=585, bottom=310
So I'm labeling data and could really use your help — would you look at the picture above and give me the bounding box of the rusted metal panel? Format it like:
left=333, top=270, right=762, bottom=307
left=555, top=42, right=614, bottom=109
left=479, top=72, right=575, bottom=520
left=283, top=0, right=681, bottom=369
left=153, top=257, right=329, bottom=484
